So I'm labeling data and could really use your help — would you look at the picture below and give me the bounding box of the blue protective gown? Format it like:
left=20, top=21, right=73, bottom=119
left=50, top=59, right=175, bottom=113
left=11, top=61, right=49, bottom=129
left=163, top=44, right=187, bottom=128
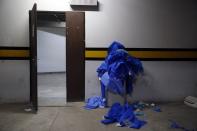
left=97, top=41, right=143, bottom=97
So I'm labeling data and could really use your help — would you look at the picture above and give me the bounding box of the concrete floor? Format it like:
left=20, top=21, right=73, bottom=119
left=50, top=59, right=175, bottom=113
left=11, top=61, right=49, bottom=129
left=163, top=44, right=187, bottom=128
left=0, top=102, right=196, bottom=131
left=38, top=73, right=66, bottom=106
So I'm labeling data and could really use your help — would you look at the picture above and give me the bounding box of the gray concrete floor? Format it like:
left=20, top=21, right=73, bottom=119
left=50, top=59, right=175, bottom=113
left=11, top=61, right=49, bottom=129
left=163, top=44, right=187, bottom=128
left=0, top=102, right=196, bottom=131
left=38, top=73, right=66, bottom=106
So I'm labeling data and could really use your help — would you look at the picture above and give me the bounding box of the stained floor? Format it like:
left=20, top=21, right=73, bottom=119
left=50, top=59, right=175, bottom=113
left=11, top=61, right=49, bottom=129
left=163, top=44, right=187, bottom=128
left=0, top=102, right=197, bottom=131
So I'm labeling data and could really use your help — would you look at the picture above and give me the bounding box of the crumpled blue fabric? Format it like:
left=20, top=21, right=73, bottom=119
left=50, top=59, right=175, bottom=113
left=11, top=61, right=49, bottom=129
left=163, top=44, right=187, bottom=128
left=84, top=96, right=106, bottom=110
left=100, top=81, right=106, bottom=99
left=97, top=62, right=107, bottom=78
left=101, top=72, right=110, bottom=87
left=169, top=120, right=194, bottom=131
left=107, top=77, right=125, bottom=95
left=97, top=41, right=143, bottom=96
left=153, top=106, right=162, bottom=112
left=101, top=103, right=147, bottom=129
left=107, top=41, right=125, bottom=55
left=101, top=103, right=123, bottom=124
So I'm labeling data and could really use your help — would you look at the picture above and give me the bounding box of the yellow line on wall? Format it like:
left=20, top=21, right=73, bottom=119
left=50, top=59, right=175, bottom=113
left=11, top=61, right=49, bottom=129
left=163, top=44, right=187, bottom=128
left=0, top=50, right=29, bottom=58
left=85, top=51, right=107, bottom=58
left=128, top=51, right=197, bottom=58
left=85, top=50, right=197, bottom=59
left=0, top=49, right=196, bottom=59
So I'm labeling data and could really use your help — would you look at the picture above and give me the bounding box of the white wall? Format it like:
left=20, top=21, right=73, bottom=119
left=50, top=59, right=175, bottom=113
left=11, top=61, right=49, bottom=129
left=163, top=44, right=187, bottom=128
left=37, top=28, right=66, bottom=73
left=86, top=0, right=197, bottom=48
left=0, top=0, right=197, bottom=103
left=85, top=61, right=197, bottom=102
left=0, top=0, right=71, bottom=46
left=0, top=60, right=29, bottom=103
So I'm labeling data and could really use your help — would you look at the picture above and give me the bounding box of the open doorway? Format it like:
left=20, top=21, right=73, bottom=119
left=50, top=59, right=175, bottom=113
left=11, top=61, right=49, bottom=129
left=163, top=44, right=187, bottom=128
left=30, top=5, right=85, bottom=111
left=37, top=17, right=66, bottom=106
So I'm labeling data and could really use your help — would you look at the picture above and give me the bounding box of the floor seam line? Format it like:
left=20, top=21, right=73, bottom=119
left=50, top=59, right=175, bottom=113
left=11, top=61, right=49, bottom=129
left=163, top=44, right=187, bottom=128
left=49, top=108, right=60, bottom=131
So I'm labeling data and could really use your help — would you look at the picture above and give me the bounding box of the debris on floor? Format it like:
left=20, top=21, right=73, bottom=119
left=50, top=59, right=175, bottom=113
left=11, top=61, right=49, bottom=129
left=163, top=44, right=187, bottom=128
left=169, top=120, right=195, bottom=131
left=101, top=102, right=147, bottom=129
left=184, top=96, right=197, bottom=108
left=84, top=96, right=106, bottom=110
left=132, top=101, right=148, bottom=110
left=84, top=98, right=196, bottom=130
left=134, top=111, right=144, bottom=116
left=133, top=102, right=162, bottom=113
left=150, top=103, right=156, bottom=107
left=24, top=108, right=32, bottom=112
left=152, top=106, right=162, bottom=112
left=84, top=41, right=195, bottom=130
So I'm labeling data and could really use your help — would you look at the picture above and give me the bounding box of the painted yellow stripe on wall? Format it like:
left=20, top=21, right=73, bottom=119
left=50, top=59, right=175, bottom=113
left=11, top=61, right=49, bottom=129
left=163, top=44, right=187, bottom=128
left=0, top=50, right=29, bottom=57
left=86, top=51, right=107, bottom=58
left=85, top=50, right=197, bottom=58
left=129, top=51, right=197, bottom=58
left=0, top=50, right=196, bottom=59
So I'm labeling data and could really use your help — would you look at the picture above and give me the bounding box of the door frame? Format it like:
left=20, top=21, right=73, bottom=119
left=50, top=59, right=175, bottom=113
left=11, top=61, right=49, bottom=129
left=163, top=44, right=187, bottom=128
left=29, top=7, right=85, bottom=111
left=29, top=3, right=38, bottom=112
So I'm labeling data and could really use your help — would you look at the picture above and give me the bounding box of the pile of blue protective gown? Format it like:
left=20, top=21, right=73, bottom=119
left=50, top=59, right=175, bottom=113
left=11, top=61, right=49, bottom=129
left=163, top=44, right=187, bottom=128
left=85, top=41, right=146, bottom=129
left=101, top=102, right=147, bottom=129
left=97, top=41, right=143, bottom=99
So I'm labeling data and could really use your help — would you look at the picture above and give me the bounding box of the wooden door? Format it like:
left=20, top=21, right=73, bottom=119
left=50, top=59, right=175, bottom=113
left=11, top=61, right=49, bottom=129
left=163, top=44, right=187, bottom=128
left=29, top=3, right=38, bottom=112
left=66, top=12, right=85, bottom=101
